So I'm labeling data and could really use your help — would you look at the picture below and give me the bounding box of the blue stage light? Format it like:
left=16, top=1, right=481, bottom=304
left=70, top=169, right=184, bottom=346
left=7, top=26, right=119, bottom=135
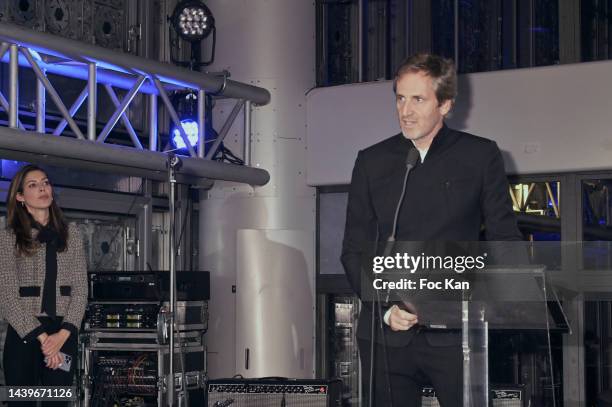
left=1, top=160, right=25, bottom=179
left=171, top=119, right=199, bottom=149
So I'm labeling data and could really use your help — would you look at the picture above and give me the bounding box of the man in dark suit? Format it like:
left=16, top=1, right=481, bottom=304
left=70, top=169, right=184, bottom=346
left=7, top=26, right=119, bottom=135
left=341, top=53, right=522, bottom=406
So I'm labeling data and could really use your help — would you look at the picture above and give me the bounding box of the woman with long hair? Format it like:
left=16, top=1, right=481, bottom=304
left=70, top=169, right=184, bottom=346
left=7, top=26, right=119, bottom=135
left=0, top=164, right=87, bottom=405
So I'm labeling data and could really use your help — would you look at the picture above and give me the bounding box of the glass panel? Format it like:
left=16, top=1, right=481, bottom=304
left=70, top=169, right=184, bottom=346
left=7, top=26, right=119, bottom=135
left=582, top=179, right=612, bottom=405
left=585, top=301, right=612, bottom=407
left=583, top=179, right=612, bottom=239
left=583, top=179, right=612, bottom=270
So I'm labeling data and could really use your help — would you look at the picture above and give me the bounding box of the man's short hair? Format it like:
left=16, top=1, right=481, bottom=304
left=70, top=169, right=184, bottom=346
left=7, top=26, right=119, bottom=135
left=393, top=53, right=457, bottom=105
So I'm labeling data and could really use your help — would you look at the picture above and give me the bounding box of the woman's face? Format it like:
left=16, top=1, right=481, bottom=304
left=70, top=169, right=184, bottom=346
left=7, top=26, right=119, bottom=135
left=16, top=170, right=53, bottom=211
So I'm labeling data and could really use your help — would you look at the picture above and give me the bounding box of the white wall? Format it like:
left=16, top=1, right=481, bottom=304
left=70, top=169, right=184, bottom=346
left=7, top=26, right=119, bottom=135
left=199, top=0, right=316, bottom=379
left=306, top=60, right=612, bottom=186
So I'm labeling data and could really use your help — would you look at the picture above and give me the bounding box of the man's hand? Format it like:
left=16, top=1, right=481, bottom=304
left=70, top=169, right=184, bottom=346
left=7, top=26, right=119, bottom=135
left=45, top=352, right=63, bottom=370
left=388, top=305, right=418, bottom=331
left=41, top=329, right=70, bottom=357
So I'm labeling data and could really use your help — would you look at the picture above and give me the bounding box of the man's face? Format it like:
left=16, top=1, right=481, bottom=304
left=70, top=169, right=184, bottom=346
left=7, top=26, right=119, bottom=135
left=395, top=71, right=452, bottom=148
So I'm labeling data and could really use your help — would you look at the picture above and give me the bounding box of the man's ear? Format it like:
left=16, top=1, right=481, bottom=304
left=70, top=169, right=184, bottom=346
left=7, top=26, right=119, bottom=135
left=440, top=99, right=453, bottom=116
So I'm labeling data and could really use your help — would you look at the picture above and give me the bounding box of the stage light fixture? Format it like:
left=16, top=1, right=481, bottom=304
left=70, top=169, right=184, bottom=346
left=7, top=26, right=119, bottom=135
left=171, top=1, right=215, bottom=42
left=171, top=119, right=199, bottom=150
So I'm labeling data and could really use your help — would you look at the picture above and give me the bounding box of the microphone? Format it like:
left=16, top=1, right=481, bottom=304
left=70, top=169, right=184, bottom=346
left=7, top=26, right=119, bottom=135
left=383, top=147, right=420, bottom=303
left=407, top=148, right=420, bottom=167
left=383, top=147, right=420, bottom=254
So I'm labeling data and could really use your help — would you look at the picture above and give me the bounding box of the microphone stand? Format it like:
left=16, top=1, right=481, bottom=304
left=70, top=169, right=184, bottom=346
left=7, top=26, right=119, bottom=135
left=167, top=153, right=182, bottom=407
left=367, top=148, right=420, bottom=407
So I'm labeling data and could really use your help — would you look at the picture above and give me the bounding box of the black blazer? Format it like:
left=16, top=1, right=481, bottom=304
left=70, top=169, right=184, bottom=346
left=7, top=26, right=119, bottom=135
left=341, top=125, right=522, bottom=347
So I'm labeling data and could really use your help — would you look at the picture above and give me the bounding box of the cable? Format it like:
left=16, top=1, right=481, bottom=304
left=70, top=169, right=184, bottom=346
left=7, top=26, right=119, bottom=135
left=175, top=194, right=192, bottom=266
left=368, top=300, right=375, bottom=407
left=367, top=231, right=379, bottom=407
left=376, top=288, right=393, bottom=406
left=130, top=354, right=147, bottom=386
left=212, top=143, right=245, bottom=165
left=180, top=347, right=189, bottom=406
left=208, top=64, right=228, bottom=95
left=542, top=274, right=557, bottom=407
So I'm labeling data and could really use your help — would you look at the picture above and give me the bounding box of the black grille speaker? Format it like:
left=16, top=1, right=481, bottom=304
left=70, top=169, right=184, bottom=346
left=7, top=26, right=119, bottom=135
left=206, top=378, right=342, bottom=407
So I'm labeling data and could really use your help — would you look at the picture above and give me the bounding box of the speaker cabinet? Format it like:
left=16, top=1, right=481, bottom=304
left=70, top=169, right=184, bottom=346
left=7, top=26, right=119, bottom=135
left=206, top=379, right=341, bottom=407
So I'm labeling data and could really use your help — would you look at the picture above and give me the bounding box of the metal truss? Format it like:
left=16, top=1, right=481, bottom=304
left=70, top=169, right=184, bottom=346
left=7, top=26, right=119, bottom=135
left=0, top=23, right=269, bottom=184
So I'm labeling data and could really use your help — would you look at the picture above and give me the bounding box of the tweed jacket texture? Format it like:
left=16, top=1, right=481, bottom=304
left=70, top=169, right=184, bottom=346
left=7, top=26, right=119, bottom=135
left=0, top=223, right=87, bottom=340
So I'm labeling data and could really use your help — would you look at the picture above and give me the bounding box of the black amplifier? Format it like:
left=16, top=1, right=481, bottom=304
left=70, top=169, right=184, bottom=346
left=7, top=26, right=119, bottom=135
left=85, top=302, right=159, bottom=330
left=89, top=270, right=210, bottom=301
left=206, top=378, right=342, bottom=407
left=490, top=385, right=525, bottom=407
left=85, top=300, right=208, bottom=332
left=421, top=387, right=439, bottom=407
left=422, top=385, right=525, bottom=407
